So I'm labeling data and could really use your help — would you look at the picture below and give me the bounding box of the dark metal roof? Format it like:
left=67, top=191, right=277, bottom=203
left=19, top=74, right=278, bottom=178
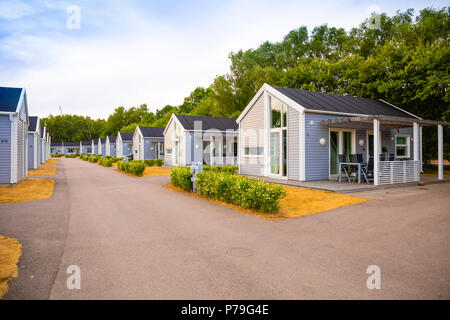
left=175, top=115, right=238, bottom=131
left=119, top=132, right=133, bottom=141
left=40, top=127, right=45, bottom=138
left=64, top=142, right=80, bottom=147
left=107, top=136, right=116, bottom=143
left=28, top=116, right=38, bottom=132
left=138, top=126, right=164, bottom=138
left=272, top=86, right=417, bottom=119
left=81, top=141, right=91, bottom=145
left=99, top=138, right=106, bottom=143
left=0, top=87, right=22, bottom=112
left=51, top=142, right=62, bottom=147
left=92, top=140, right=97, bottom=145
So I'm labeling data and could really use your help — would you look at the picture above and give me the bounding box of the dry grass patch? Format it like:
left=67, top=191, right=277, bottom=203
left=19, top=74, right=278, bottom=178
left=28, top=167, right=57, bottom=175
left=0, top=178, right=55, bottom=203
left=41, top=159, right=58, bottom=167
left=142, top=167, right=171, bottom=177
left=165, top=183, right=370, bottom=221
left=277, top=186, right=370, bottom=219
left=0, top=236, right=22, bottom=298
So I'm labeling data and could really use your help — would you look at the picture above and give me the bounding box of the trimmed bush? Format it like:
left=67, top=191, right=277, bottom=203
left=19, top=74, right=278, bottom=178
left=117, top=160, right=145, bottom=176
left=99, top=159, right=113, bottom=167
left=144, top=159, right=164, bottom=167
left=196, top=171, right=286, bottom=213
left=170, top=167, right=193, bottom=191
left=203, top=165, right=238, bottom=175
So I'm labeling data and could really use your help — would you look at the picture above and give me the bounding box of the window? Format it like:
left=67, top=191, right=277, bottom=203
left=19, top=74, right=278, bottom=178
left=395, top=135, right=410, bottom=158
left=270, top=96, right=286, bottom=128
left=166, top=148, right=172, bottom=155
left=244, top=147, right=264, bottom=156
left=233, top=142, right=238, bottom=157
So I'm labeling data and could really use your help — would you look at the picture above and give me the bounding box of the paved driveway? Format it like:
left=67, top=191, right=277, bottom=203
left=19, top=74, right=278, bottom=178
left=1, top=158, right=449, bottom=299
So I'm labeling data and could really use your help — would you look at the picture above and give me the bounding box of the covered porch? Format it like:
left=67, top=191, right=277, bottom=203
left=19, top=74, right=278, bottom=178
left=321, top=115, right=449, bottom=186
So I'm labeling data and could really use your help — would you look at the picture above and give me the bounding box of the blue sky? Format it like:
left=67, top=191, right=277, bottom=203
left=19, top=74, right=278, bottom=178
left=0, top=0, right=447, bottom=119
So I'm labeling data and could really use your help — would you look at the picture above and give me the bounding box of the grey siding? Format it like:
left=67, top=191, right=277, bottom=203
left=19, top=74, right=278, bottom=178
left=287, top=106, right=300, bottom=180
left=304, top=113, right=336, bottom=180
left=28, top=133, right=36, bottom=169
left=0, top=116, right=11, bottom=183
left=143, top=137, right=164, bottom=159
left=239, top=93, right=264, bottom=176
left=109, top=143, right=116, bottom=156
left=17, top=118, right=25, bottom=182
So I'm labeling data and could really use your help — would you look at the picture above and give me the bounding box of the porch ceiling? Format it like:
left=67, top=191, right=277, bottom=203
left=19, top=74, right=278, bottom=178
left=321, top=115, right=450, bottom=129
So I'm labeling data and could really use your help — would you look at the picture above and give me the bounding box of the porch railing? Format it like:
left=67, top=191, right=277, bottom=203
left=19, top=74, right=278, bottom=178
left=378, top=160, right=421, bottom=185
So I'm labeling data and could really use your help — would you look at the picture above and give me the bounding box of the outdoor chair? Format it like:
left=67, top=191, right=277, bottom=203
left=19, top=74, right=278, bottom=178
left=356, top=153, right=364, bottom=163
left=388, top=154, right=395, bottom=161
left=349, top=154, right=359, bottom=182
left=361, top=156, right=374, bottom=183
left=338, top=154, right=351, bottom=182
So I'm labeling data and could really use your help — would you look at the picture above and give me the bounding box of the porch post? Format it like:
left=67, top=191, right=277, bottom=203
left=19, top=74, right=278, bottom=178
left=210, top=136, right=213, bottom=166
left=420, top=126, right=423, bottom=172
left=438, top=124, right=444, bottom=180
left=413, top=122, right=419, bottom=161
left=157, top=141, right=160, bottom=159
left=373, top=119, right=380, bottom=186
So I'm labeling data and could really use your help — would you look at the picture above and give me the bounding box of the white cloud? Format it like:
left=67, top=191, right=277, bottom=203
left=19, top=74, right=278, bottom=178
left=0, top=0, right=443, bottom=119
left=0, top=0, right=39, bottom=19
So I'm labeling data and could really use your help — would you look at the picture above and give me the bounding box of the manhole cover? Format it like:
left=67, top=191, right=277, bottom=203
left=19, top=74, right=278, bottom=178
left=226, top=248, right=254, bottom=257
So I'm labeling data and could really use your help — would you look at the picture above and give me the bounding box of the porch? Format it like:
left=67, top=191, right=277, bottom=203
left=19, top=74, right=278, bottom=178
left=321, top=115, right=449, bottom=186
left=254, top=175, right=449, bottom=193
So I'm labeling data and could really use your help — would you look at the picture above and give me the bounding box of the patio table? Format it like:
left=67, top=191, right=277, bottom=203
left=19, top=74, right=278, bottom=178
left=339, top=162, right=366, bottom=184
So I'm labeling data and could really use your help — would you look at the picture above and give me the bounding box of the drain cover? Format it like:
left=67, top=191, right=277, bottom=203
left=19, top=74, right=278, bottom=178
left=226, top=247, right=254, bottom=257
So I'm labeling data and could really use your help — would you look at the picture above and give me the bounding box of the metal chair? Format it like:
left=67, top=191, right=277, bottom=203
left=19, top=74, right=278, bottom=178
left=361, top=157, right=374, bottom=183
left=356, top=153, right=364, bottom=163
left=388, top=154, right=395, bottom=161
left=338, top=154, right=351, bottom=182
left=349, top=154, right=359, bottom=182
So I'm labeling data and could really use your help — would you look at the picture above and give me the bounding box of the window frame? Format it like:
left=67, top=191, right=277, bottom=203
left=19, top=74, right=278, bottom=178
left=395, top=134, right=410, bottom=159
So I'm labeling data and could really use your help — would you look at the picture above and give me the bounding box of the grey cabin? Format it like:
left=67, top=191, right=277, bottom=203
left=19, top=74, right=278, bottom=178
left=28, top=116, right=41, bottom=170
left=236, top=84, right=448, bottom=186
left=0, top=87, right=30, bottom=184
left=116, top=132, right=133, bottom=158
left=105, top=136, right=116, bottom=156
left=132, top=126, right=164, bottom=161
left=80, top=141, right=92, bottom=154
left=164, top=114, right=238, bottom=167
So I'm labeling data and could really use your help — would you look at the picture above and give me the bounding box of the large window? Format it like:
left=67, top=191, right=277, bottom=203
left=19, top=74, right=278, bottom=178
left=395, top=135, right=410, bottom=158
left=269, top=95, right=287, bottom=177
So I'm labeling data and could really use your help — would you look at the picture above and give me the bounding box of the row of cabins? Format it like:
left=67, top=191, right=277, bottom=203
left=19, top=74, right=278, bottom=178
left=45, top=83, right=447, bottom=186
left=0, top=87, right=51, bottom=184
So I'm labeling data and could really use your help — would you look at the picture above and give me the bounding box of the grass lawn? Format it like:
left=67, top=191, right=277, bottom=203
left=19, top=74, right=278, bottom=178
left=28, top=167, right=57, bottom=175
left=421, top=164, right=450, bottom=178
left=0, top=236, right=22, bottom=298
left=0, top=178, right=55, bottom=203
left=165, top=184, right=369, bottom=221
left=41, top=159, right=58, bottom=167
left=142, top=167, right=171, bottom=177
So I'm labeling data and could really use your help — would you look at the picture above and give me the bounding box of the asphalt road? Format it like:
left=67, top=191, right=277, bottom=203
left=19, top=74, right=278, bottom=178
left=1, top=158, right=449, bottom=299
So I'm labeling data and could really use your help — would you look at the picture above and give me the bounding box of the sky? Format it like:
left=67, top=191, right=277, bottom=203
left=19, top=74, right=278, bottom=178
left=0, top=0, right=447, bottom=119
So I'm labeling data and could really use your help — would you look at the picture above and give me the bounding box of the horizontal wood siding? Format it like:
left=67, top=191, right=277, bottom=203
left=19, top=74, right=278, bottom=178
left=164, top=120, right=174, bottom=165
left=305, top=113, right=336, bottom=181
left=287, top=106, right=299, bottom=180
left=0, top=116, right=11, bottom=183
left=240, top=93, right=264, bottom=176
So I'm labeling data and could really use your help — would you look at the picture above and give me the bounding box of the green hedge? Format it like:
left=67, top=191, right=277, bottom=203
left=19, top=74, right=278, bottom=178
left=98, top=158, right=113, bottom=167
left=203, top=165, right=238, bottom=175
left=170, top=167, right=193, bottom=191
left=53, top=153, right=63, bottom=158
left=117, top=160, right=146, bottom=176
left=144, top=159, right=164, bottom=167
left=196, top=171, right=286, bottom=213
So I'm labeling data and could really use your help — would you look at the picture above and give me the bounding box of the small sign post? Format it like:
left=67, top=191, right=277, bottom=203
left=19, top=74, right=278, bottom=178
left=190, top=161, right=203, bottom=193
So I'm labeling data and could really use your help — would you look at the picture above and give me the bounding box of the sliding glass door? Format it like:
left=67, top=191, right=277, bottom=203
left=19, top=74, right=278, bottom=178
left=329, top=130, right=354, bottom=179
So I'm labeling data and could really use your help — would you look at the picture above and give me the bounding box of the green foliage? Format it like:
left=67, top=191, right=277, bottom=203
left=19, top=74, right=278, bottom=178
left=144, top=159, right=164, bottom=167
left=98, top=158, right=113, bottom=167
left=117, top=160, right=145, bottom=176
left=203, top=165, right=238, bottom=175
left=52, top=153, right=63, bottom=158
left=170, top=167, right=193, bottom=191
left=196, top=172, right=287, bottom=213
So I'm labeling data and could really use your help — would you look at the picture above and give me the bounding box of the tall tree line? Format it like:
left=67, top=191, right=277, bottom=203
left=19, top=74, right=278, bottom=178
left=43, top=7, right=449, bottom=158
